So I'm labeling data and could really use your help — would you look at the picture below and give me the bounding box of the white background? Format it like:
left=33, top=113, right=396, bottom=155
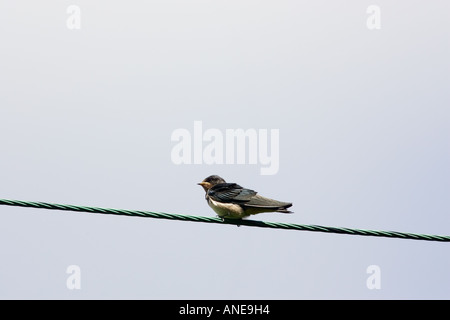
left=0, top=1, right=449, bottom=299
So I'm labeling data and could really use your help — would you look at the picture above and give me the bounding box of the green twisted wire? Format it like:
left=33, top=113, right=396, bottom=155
left=0, top=198, right=449, bottom=242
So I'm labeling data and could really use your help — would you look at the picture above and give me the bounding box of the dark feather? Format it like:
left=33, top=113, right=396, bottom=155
left=242, top=194, right=292, bottom=211
left=207, top=183, right=257, bottom=203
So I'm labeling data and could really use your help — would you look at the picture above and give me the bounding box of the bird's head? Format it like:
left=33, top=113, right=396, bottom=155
left=197, top=175, right=226, bottom=192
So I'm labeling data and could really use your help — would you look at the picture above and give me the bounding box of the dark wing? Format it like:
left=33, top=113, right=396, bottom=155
left=207, top=183, right=257, bottom=203
left=241, top=194, right=292, bottom=210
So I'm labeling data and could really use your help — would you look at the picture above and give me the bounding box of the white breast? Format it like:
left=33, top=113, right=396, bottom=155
left=207, top=198, right=245, bottom=219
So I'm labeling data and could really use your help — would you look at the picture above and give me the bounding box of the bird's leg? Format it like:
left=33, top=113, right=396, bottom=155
left=218, top=213, right=241, bottom=226
left=227, top=212, right=241, bottom=227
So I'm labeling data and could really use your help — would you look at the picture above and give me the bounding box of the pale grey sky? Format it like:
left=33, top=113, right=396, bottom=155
left=0, top=0, right=449, bottom=299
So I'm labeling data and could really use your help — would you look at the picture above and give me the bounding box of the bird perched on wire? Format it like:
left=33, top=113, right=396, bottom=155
left=198, top=175, right=293, bottom=219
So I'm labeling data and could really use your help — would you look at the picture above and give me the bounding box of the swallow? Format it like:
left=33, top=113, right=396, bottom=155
left=198, top=175, right=293, bottom=219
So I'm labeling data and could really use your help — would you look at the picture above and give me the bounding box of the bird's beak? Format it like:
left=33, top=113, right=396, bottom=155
left=197, top=182, right=211, bottom=191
